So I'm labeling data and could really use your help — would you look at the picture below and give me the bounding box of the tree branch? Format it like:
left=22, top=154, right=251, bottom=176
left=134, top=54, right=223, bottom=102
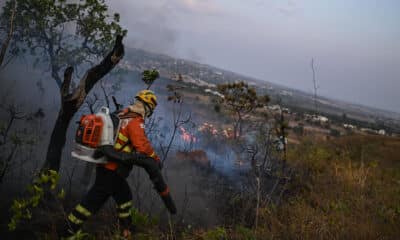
left=0, top=144, right=18, bottom=184
left=112, top=96, right=122, bottom=111
left=100, top=79, right=110, bottom=108
left=85, top=92, right=99, bottom=114
left=69, top=35, right=124, bottom=105
left=311, top=58, right=318, bottom=114
left=61, top=66, right=73, bottom=99
left=0, top=104, right=26, bottom=146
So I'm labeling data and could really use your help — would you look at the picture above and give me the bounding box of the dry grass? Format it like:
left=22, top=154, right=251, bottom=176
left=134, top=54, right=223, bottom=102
left=4, top=135, right=399, bottom=239
left=172, top=135, right=400, bottom=240
left=251, top=135, right=400, bottom=240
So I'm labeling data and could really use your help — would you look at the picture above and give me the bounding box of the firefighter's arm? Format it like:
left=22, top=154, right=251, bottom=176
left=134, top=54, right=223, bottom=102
left=127, top=118, right=160, bottom=162
left=95, top=145, right=175, bottom=214
left=96, top=145, right=147, bottom=165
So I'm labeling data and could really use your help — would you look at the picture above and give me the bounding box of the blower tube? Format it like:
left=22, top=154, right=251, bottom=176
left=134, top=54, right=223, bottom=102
left=96, top=145, right=177, bottom=215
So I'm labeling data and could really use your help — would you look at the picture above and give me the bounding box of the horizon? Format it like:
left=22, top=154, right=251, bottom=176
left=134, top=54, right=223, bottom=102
left=125, top=44, right=400, bottom=116
left=108, top=0, right=400, bottom=114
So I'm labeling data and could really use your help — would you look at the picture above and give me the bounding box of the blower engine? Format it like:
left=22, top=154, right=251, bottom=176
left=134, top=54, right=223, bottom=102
left=71, top=107, right=119, bottom=163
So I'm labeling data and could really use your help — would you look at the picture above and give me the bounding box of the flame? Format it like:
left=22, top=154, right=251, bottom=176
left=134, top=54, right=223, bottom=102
left=198, top=122, right=235, bottom=139
left=222, top=128, right=235, bottom=139
left=179, top=122, right=237, bottom=142
left=198, top=122, right=218, bottom=136
left=180, top=127, right=197, bottom=143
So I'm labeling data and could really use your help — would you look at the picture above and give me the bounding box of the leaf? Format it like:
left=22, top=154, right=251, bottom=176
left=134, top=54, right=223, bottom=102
left=142, top=69, right=160, bottom=85
left=57, top=188, right=65, bottom=199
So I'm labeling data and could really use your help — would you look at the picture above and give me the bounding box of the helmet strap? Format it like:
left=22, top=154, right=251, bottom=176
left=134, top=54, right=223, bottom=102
left=138, top=99, right=153, bottom=118
left=144, top=105, right=153, bottom=118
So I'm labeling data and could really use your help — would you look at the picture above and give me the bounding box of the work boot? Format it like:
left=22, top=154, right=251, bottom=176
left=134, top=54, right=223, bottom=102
left=59, top=225, right=80, bottom=239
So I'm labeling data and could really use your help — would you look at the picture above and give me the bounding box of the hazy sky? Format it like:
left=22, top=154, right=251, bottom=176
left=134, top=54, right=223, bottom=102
left=108, top=0, right=400, bottom=113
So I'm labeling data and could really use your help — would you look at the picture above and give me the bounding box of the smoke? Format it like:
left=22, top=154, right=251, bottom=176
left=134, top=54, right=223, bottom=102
left=0, top=1, right=258, bottom=226
left=184, top=47, right=203, bottom=62
left=0, top=67, right=271, bottom=233
left=106, top=1, right=178, bottom=56
left=106, top=0, right=222, bottom=61
left=277, top=0, right=302, bottom=17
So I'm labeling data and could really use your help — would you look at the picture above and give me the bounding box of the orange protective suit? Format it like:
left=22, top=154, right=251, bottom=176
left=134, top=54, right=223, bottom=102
left=104, top=110, right=159, bottom=171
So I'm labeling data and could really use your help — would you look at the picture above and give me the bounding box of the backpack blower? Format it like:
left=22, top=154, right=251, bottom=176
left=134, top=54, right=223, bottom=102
left=71, top=105, right=177, bottom=214
left=72, top=106, right=119, bottom=163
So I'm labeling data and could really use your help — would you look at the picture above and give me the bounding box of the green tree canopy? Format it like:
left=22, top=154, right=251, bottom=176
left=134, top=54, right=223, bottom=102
left=0, top=0, right=127, bottom=86
left=217, top=81, right=270, bottom=138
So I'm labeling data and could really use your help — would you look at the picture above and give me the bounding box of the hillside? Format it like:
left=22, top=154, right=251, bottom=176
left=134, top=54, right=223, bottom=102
left=3, top=92, right=399, bottom=239
left=1, top=42, right=400, bottom=239
left=119, top=47, right=400, bottom=135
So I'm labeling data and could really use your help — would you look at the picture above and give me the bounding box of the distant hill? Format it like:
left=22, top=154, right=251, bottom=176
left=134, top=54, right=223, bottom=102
left=119, top=47, right=400, bottom=133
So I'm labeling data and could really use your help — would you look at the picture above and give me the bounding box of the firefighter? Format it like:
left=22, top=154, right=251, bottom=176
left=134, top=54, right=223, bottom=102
left=66, top=90, right=163, bottom=238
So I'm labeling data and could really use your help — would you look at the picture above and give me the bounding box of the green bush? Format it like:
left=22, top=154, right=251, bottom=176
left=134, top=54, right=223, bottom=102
left=202, top=227, right=227, bottom=240
left=235, top=226, right=256, bottom=240
left=129, top=208, right=158, bottom=229
left=8, top=170, right=64, bottom=231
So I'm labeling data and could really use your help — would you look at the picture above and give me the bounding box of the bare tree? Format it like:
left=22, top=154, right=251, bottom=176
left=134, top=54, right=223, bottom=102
left=0, top=142, right=18, bottom=184
left=246, top=144, right=261, bottom=229
left=245, top=118, right=276, bottom=229
left=159, top=84, right=191, bottom=165
left=0, top=103, right=26, bottom=146
left=276, top=111, right=288, bottom=165
left=99, top=79, right=110, bottom=108
left=0, top=103, right=42, bottom=184
left=311, top=58, right=319, bottom=115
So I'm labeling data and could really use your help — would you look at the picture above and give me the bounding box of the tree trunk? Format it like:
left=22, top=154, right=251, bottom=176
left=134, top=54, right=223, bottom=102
left=233, top=111, right=242, bottom=139
left=0, top=0, right=16, bottom=67
left=0, top=144, right=18, bottom=184
left=41, top=35, right=124, bottom=172
left=255, top=176, right=260, bottom=230
left=42, top=107, right=74, bottom=170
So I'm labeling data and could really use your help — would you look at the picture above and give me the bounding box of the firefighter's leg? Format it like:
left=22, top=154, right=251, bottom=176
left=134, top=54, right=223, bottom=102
left=66, top=167, right=113, bottom=233
left=112, top=177, right=134, bottom=231
left=67, top=204, right=92, bottom=233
